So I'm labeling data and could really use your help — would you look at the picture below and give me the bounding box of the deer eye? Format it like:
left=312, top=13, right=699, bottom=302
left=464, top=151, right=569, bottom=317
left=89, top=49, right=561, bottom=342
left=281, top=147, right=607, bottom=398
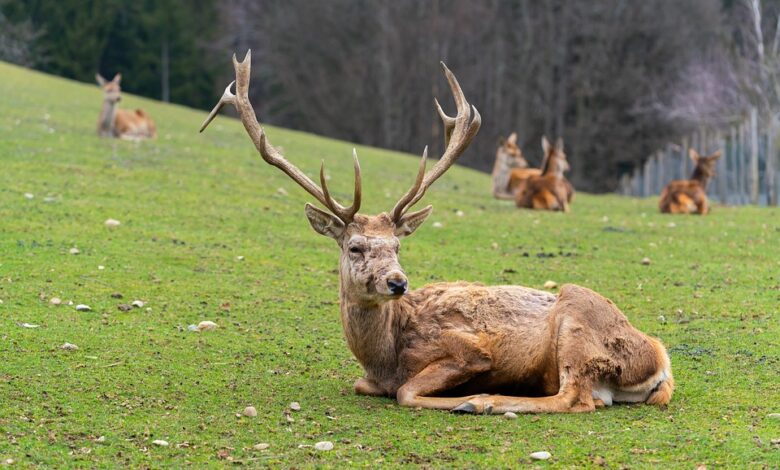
left=349, top=246, right=363, bottom=254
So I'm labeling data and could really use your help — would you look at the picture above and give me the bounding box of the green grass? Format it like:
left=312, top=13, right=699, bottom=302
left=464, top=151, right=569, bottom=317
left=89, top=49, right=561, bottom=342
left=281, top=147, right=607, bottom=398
left=1, top=60, right=779, bottom=468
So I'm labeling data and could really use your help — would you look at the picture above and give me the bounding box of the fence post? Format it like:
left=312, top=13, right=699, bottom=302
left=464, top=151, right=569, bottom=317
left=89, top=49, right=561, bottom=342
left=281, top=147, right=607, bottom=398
left=749, top=108, right=760, bottom=204
left=767, top=115, right=777, bottom=206
left=681, top=136, right=689, bottom=178
left=716, top=131, right=727, bottom=203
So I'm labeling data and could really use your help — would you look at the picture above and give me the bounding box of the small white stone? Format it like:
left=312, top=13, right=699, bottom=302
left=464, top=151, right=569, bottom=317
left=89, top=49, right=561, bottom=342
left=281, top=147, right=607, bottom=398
left=455, top=210, right=464, bottom=217
left=601, top=216, right=609, bottom=222
left=50, top=297, right=62, bottom=305
left=277, top=187, right=288, bottom=196
left=253, top=443, right=270, bottom=450
left=104, top=219, right=121, bottom=228
left=503, top=412, right=518, bottom=419
left=432, top=222, right=443, bottom=228
left=530, top=451, right=551, bottom=460
left=4, top=459, right=14, bottom=465
left=98, top=265, right=105, bottom=270
left=152, top=439, right=169, bottom=447
left=197, top=321, right=218, bottom=331
left=96, top=436, right=106, bottom=443
left=767, top=413, right=780, bottom=419
left=236, top=256, right=245, bottom=261
left=543, top=280, right=558, bottom=289
left=290, top=402, right=301, bottom=411
left=243, top=406, right=257, bottom=417
left=75, top=304, right=92, bottom=312
left=667, top=222, right=677, bottom=228
left=61, top=342, right=79, bottom=350
left=657, top=315, right=666, bottom=324
left=187, top=324, right=198, bottom=332
left=44, top=196, right=57, bottom=203
left=18, top=322, right=39, bottom=328
left=314, top=441, right=334, bottom=451
left=69, top=247, right=81, bottom=255
left=641, top=257, right=651, bottom=266
left=24, top=193, right=35, bottom=200
left=131, top=300, right=145, bottom=308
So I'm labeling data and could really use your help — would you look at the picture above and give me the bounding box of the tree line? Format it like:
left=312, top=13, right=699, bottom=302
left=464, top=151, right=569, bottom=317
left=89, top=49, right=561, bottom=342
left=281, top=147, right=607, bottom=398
left=2, top=0, right=777, bottom=192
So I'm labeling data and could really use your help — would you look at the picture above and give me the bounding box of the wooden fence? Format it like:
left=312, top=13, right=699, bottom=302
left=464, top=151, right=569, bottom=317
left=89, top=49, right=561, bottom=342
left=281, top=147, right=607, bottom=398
left=617, top=108, right=779, bottom=206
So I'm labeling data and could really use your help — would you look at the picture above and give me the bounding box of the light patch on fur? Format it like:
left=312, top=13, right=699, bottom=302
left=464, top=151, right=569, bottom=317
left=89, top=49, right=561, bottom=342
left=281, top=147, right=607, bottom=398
left=591, top=384, right=613, bottom=406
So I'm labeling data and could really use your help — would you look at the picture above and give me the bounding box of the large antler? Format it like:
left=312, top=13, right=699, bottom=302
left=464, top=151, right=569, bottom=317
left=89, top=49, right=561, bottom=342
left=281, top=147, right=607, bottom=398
left=390, top=62, right=481, bottom=222
left=200, top=50, right=361, bottom=224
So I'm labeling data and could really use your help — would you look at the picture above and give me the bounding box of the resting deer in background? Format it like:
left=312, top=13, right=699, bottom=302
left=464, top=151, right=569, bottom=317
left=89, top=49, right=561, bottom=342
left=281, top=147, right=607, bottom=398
left=659, top=148, right=721, bottom=215
left=201, top=51, right=673, bottom=414
left=95, top=73, right=156, bottom=139
left=515, top=136, right=574, bottom=211
left=491, top=132, right=538, bottom=199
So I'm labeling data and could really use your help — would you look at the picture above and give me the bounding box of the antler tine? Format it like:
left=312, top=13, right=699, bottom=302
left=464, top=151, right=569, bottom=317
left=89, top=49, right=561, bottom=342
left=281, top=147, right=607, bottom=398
left=200, top=50, right=360, bottom=225
left=391, top=146, right=427, bottom=221
left=319, top=149, right=362, bottom=221
left=390, top=62, right=481, bottom=220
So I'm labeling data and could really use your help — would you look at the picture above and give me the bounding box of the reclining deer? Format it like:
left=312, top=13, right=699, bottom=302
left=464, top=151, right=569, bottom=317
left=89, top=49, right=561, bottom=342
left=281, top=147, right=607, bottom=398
left=659, top=148, right=720, bottom=215
left=95, top=73, right=156, bottom=139
left=515, top=137, right=575, bottom=211
left=491, top=133, right=539, bottom=199
left=201, top=51, right=673, bottom=414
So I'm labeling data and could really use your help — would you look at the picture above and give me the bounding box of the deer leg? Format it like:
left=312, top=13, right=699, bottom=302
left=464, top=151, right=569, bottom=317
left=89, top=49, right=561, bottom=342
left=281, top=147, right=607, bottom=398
left=396, top=360, right=489, bottom=410
left=354, top=377, right=386, bottom=397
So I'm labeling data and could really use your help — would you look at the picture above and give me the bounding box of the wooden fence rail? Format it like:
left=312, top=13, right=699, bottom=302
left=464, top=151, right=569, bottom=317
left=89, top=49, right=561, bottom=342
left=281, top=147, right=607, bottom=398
left=617, top=108, right=779, bottom=206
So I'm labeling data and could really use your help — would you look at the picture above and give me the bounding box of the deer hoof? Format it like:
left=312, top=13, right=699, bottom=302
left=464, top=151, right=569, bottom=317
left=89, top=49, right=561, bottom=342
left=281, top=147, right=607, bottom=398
left=452, top=401, right=477, bottom=414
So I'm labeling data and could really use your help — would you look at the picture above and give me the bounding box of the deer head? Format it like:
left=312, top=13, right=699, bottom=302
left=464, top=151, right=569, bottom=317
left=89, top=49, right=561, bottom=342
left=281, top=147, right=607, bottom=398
left=540, top=136, right=569, bottom=177
left=96, top=73, right=122, bottom=103
left=689, top=148, right=721, bottom=183
left=200, top=51, right=480, bottom=304
left=498, top=132, right=527, bottom=168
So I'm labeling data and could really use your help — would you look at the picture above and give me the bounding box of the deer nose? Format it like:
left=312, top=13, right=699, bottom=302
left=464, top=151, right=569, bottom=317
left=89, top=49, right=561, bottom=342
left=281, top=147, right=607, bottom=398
left=387, top=278, right=408, bottom=295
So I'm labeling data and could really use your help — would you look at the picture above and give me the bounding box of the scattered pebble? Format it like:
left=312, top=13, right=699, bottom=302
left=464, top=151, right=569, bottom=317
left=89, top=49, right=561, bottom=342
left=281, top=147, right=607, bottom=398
left=236, top=256, right=245, bottom=261
left=18, top=322, right=39, bottom=329
left=543, top=280, right=558, bottom=289
left=60, top=342, right=79, bottom=351
left=277, top=187, right=289, bottom=196
left=767, top=413, right=780, bottom=419
left=50, top=297, right=62, bottom=305
left=657, top=315, right=666, bottom=324
left=491, top=242, right=499, bottom=250
left=667, top=222, right=677, bottom=228
left=111, top=293, right=123, bottom=299
left=455, top=210, right=465, bottom=217
left=152, top=439, right=169, bottom=447
left=641, top=257, right=651, bottom=265
left=290, top=402, right=301, bottom=411
left=601, top=216, right=609, bottom=222
left=75, top=304, right=92, bottom=312
left=69, top=247, right=81, bottom=255
left=771, top=438, right=780, bottom=445
left=95, top=436, right=106, bottom=443
left=197, top=321, right=218, bottom=331
left=43, top=196, right=57, bottom=203
left=253, top=443, right=270, bottom=451
left=131, top=300, right=145, bottom=308
left=432, top=222, right=443, bottom=228
left=24, top=193, right=34, bottom=200
left=243, top=406, right=257, bottom=417
left=314, top=441, right=334, bottom=451
left=104, top=219, right=121, bottom=228
left=530, top=451, right=551, bottom=460
left=98, top=265, right=105, bottom=270
left=3, top=459, right=14, bottom=465
left=503, top=412, right=518, bottom=419
left=187, top=324, right=199, bottom=332
left=117, top=304, right=132, bottom=312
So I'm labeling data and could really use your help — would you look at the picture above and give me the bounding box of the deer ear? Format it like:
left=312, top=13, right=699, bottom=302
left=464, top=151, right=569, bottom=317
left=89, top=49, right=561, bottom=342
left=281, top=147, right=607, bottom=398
left=96, top=74, right=107, bottom=86
left=112, top=73, right=122, bottom=84
left=709, top=150, right=722, bottom=160
left=395, top=205, right=433, bottom=238
left=305, top=203, right=345, bottom=239
left=542, top=136, right=552, bottom=155
left=507, top=132, right=518, bottom=145
left=688, top=148, right=700, bottom=162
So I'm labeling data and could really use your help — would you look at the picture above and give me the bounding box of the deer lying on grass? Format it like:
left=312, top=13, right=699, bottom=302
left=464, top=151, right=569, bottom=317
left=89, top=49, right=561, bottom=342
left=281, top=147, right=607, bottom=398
left=492, top=133, right=539, bottom=199
left=95, top=73, right=156, bottom=139
left=659, top=148, right=721, bottom=215
left=515, top=137, right=574, bottom=211
left=201, top=51, right=673, bottom=414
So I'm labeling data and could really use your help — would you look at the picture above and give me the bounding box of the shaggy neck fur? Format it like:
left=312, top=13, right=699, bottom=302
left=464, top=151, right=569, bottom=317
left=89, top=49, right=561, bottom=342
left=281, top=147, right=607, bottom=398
left=690, top=166, right=711, bottom=188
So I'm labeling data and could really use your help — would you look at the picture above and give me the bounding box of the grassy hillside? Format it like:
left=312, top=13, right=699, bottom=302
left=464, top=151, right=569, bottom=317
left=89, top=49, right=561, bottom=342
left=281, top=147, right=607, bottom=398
left=0, top=60, right=778, bottom=468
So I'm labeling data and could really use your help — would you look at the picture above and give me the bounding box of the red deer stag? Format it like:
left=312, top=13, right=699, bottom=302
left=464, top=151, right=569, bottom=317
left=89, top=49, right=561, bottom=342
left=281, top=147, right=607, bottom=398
left=515, top=137, right=574, bottom=211
left=659, top=148, right=721, bottom=215
left=200, top=51, right=673, bottom=414
left=95, top=73, right=156, bottom=139
left=491, top=133, right=539, bottom=199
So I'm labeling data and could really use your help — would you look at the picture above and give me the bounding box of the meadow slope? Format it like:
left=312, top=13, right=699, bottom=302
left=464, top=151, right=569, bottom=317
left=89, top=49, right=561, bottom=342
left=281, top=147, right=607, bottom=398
left=0, top=61, right=778, bottom=468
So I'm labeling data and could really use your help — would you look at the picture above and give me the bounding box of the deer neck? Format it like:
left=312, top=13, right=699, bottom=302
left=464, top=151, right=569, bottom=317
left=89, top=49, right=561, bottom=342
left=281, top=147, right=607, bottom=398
left=338, top=276, right=406, bottom=383
left=542, top=156, right=564, bottom=178
left=690, top=167, right=710, bottom=188
left=98, top=99, right=117, bottom=136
